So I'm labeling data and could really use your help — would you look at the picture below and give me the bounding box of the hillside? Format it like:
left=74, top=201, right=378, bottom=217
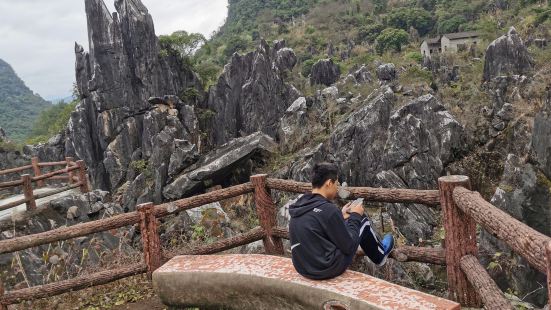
left=0, top=58, right=50, bottom=142
left=189, top=0, right=550, bottom=87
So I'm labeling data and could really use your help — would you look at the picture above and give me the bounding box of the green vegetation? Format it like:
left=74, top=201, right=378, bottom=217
left=375, top=28, right=409, bottom=54
left=185, top=0, right=551, bottom=92
left=386, top=7, right=433, bottom=36
left=26, top=99, right=78, bottom=144
left=0, top=58, right=50, bottom=142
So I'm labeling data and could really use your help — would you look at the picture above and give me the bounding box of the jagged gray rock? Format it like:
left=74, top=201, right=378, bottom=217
left=376, top=63, right=397, bottom=82
left=353, top=65, right=372, bottom=84
left=480, top=154, right=550, bottom=307
left=483, top=27, right=534, bottom=82
left=163, top=132, right=277, bottom=200
left=532, top=87, right=551, bottom=179
left=69, top=0, right=203, bottom=191
left=310, top=59, right=340, bottom=86
left=284, top=89, right=467, bottom=243
left=205, top=40, right=300, bottom=146
left=0, top=127, right=7, bottom=143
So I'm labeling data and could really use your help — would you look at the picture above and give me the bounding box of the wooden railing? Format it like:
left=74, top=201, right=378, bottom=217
left=0, top=157, right=88, bottom=211
left=0, top=174, right=548, bottom=309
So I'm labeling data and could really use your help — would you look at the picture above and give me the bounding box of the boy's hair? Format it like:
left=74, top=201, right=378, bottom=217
left=311, top=162, right=338, bottom=188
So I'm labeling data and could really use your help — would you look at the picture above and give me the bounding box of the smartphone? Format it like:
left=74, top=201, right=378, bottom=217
left=346, top=198, right=364, bottom=213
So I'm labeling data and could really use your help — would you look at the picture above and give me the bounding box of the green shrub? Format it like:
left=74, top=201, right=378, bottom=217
left=179, top=87, right=200, bottom=102
left=376, top=28, right=409, bottom=54
left=405, top=51, right=423, bottom=63
left=357, top=23, right=385, bottom=43
left=195, top=61, right=222, bottom=88
left=305, top=25, right=316, bottom=34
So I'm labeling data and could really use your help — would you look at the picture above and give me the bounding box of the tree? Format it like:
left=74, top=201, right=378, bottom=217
left=437, top=15, right=468, bottom=34
left=376, top=28, right=409, bottom=54
left=357, top=23, right=385, bottom=43
left=27, top=99, right=78, bottom=144
left=386, top=7, right=434, bottom=36
left=159, top=31, right=206, bottom=58
left=224, top=36, right=250, bottom=58
left=372, top=0, right=387, bottom=14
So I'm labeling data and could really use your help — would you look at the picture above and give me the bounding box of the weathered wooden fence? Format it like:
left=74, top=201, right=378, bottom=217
left=0, top=157, right=88, bottom=211
left=0, top=173, right=548, bottom=309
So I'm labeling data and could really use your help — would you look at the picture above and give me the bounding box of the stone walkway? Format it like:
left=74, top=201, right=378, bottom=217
left=0, top=187, right=80, bottom=220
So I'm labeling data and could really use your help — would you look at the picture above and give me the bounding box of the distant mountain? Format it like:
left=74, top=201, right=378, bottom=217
left=0, top=58, right=50, bottom=142
left=47, top=95, right=74, bottom=104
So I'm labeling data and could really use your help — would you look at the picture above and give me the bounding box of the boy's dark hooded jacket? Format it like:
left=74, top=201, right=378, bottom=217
left=288, top=193, right=364, bottom=280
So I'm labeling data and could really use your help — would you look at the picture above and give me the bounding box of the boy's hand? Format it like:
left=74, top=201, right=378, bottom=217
left=342, top=202, right=352, bottom=220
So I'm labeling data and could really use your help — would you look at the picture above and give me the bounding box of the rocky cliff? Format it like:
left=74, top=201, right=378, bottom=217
left=69, top=0, right=203, bottom=192
left=204, top=40, right=300, bottom=146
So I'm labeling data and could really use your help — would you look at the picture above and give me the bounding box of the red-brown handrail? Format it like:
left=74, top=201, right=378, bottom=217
left=0, top=157, right=87, bottom=212
left=0, top=174, right=548, bottom=309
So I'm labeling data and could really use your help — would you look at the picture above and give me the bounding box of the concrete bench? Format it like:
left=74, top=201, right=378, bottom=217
left=153, top=254, right=460, bottom=310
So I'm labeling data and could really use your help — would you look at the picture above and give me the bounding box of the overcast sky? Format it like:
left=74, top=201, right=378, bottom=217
left=0, top=0, right=228, bottom=101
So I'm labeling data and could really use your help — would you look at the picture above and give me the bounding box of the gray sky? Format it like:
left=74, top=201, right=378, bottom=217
left=0, top=0, right=228, bottom=101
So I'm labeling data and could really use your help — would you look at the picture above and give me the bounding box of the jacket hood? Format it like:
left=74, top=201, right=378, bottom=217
left=289, top=193, right=331, bottom=218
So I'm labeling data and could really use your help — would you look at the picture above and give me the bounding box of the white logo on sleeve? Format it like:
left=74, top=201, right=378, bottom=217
left=291, top=243, right=301, bottom=251
left=313, top=208, right=322, bottom=213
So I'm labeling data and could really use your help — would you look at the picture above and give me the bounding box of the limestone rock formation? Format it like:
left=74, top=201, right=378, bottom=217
left=352, top=65, right=372, bottom=84
left=284, top=89, right=467, bottom=243
left=480, top=154, right=550, bottom=306
left=532, top=87, right=551, bottom=179
left=205, top=40, right=300, bottom=146
left=376, top=63, right=397, bottom=82
left=310, top=59, right=340, bottom=86
left=0, top=127, right=7, bottom=143
left=163, top=132, right=277, bottom=200
left=69, top=0, right=203, bottom=191
left=483, top=27, right=534, bottom=82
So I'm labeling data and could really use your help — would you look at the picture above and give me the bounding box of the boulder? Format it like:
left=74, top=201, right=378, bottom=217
left=483, top=27, right=534, bottom=82
left=186, top=202, right=232, bottom=238
left=163, top=132, right=277, bottom=200
left=168, top=139, right=199, bottom=177
left=310, top=59, right=340, bottom=86
left=376, top=63, right=397, bottom=82
left=353, top=65, right=372, bottom=84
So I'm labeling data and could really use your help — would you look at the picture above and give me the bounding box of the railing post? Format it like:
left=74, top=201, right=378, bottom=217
left=438, top=175, right=481, bottom=306
left=0, top=281, right=6, bottom=310
left=76, top=160, right=89, bottom=193
left=66, top=157, right=74, bottom=184
left=546, top=241, right=551, bottom=302
left=250, top=174, right=284, bottom=255
left=31, top=157, right=44, bottom=187
left=138, top=203, right=161, bottom=279
left=22, top=174, right=36, bottom=210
